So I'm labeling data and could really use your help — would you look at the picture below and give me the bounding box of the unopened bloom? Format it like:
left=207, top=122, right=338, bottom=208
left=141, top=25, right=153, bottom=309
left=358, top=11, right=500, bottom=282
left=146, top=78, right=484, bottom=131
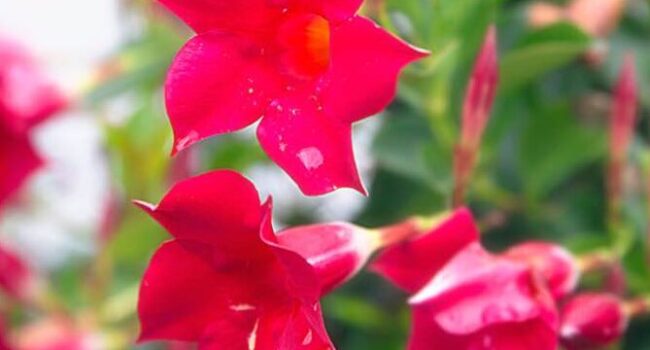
left=503, top=242, right=579, bottom=300
left=560, top=293, right=627, bottom=350
left=453, top=26, right=499, bottom=206
left=135, top=170, right=337, bottom=348
left=0, top=36, right=66, bottom=209
left=373, top=209, right=559, bottom=350
left=608, top=54, right=637, bottom=219
left=609, top=54, right=638, bottom=163
left=160, top=0, right=428, bottom=195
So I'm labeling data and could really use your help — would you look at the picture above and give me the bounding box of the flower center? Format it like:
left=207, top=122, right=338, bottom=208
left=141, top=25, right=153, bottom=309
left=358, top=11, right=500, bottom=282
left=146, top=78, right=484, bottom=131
left=277, top=14, right=331, bottom=78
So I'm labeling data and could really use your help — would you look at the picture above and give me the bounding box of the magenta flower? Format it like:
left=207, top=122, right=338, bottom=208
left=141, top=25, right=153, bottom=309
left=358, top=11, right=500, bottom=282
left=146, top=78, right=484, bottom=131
left=408, top=243, right=559, bottom=350
left=373, top=209, right=559, bottom=350
left=503, top=242, right=579, bottom=300
left=159, top=0, right=428, bottom=195
left=0, top=36, right=66, bottom=209
left=135, top=170, right=343, bottom=348
left=560, top=293, right=627, bottom=350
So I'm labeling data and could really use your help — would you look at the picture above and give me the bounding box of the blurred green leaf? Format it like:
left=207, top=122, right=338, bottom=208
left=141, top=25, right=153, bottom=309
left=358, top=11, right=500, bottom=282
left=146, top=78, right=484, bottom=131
left=518, top=103, right=606, bottom=200
left=501, top=23, right=592, bottom=92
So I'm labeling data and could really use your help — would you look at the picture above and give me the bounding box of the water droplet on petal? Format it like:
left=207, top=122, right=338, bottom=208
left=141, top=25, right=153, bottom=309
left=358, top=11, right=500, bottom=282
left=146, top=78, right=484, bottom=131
left=298, top=147, right=323, bottom=170
left=302, top=330, right=313, bottom=346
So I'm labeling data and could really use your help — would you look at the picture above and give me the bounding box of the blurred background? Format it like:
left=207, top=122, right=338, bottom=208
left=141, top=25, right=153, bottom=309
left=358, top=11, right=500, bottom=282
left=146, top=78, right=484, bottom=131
left=0, top=0, right=649, bottom=349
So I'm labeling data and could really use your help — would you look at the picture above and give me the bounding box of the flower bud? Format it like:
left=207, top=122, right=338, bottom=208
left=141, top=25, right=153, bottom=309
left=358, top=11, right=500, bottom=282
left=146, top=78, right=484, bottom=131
left=560, top=293, right=627, bottom=350
left=503, top=242, right=579, bottom=300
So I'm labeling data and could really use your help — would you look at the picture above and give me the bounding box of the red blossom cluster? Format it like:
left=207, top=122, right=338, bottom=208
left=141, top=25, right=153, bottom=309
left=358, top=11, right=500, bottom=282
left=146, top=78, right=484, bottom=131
left=129, top=1, right=648, bottom=347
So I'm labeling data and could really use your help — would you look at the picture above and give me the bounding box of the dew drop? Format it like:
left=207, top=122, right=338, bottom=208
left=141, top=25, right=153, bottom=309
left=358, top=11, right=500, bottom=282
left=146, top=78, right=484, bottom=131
left=298, top=147, right=324, bottom=170
left=302, top=330, right=313, bottom=346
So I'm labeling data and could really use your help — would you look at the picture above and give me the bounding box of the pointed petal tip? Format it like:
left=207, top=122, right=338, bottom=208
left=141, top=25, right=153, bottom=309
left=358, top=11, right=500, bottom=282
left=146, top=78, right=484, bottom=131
left=132, top=199, right=157, bottom=214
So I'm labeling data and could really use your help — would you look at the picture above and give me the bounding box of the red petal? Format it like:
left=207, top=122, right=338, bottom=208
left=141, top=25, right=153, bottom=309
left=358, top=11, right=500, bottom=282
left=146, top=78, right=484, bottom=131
left=560, top=293, right=627, bottom=350
left=246, top=303, right=333, bottom=350
left=277, top=223, right=375, bottom=295
left=503, top=242, right=579, bottom=300
left=134, top=170, right=267, bottom=255
left=0, top=128, right=42, bottom=210
left=158, top=0, right=287, bottom=35
left=409, top=243, right=557, bottom=335
left=0, top=36, right=66, bottom=134
left=257, top=95, right=364, bottom=196
left=259, top=204, right=321, bottom=303
left=138, top=241, right=249, bottom=342
left=319, top=16, right=428, bottom=123
left=0, top=244, right=32, bottom=299
left=409, top=308, right=557, bottom=350
left=372, top=208, right=479, bottom=293
left=165, top=32, right=283, bottom=154
left=158, top=0, right=360, bottom=34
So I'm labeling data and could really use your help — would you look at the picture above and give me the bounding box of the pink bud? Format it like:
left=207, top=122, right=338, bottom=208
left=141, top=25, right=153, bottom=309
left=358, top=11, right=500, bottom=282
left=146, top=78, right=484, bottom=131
left=560, top=293, right=627, bottom=350
left=610, top=54, right=638, bottom=162
left=459, top=25, right=499, bottom=151
left=276, top=223, right=380, bottom=296
left=503, top=242, right=579, bottom=300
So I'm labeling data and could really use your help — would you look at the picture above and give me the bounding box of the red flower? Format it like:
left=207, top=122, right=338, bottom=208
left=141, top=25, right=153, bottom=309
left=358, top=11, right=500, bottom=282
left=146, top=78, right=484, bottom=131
left=503, top=242, right=579, bottom=300
left=371, top=208, right=479, bottom=293
left=0, top=36, right=66, bottom=209
left=159, top=0, right=428, bottom=195
left=0, top=244, right=33, bottom=300
left=135, top=170, right=337, bottom=348
left=408, top=243, right=558, bottom=350
left=372, top=209, right=558, bottom=350
left=560, top=293, right=627, bottom=350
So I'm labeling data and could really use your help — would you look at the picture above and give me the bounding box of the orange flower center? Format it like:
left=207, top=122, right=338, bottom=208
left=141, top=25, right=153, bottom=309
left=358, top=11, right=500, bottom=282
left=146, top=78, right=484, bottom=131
left=277, top=14, right=331, bottom=78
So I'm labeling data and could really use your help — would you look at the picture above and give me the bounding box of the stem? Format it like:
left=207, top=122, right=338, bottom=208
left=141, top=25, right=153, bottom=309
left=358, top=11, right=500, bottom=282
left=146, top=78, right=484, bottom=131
left=452, top=144, right=477, bottom=208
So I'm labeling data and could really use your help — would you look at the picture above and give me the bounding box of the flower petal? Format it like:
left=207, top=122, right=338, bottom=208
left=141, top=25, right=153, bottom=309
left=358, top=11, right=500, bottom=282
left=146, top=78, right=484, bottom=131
left=247, top=303, right=334, bottom=350
left=319, top=16, right=428, bottom=123
left=0, top=244, right=32, bottom=299
left=0, top=129, right=42, bottom=210
left=259, top=204, right=321, bottom=303
left=277, top=223, right=375, bottom=296
left=409, top=243, right=556, bottom=335
left=158, top=0, right=360, bottom=34
left=138, top=241, right=248, bottom=342
left=165, top=32, right=283, bottom=154
left=257, top=95, right=364, bottom=196
left=372, top=208, right=479, bottom=293
left=0, top=36, right=66, bottom=134
left=134, top=170, right=266, bottom=254
left=409, top=308, right=557, bottom=350
left=158, top=0, right=287, bottom=35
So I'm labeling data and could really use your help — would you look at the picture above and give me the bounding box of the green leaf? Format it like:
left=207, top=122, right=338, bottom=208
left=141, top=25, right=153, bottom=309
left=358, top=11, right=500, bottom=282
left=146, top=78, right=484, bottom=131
left=518, top=103, right=606, bottom=199
left=500, top=23, right=592, bottom=92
